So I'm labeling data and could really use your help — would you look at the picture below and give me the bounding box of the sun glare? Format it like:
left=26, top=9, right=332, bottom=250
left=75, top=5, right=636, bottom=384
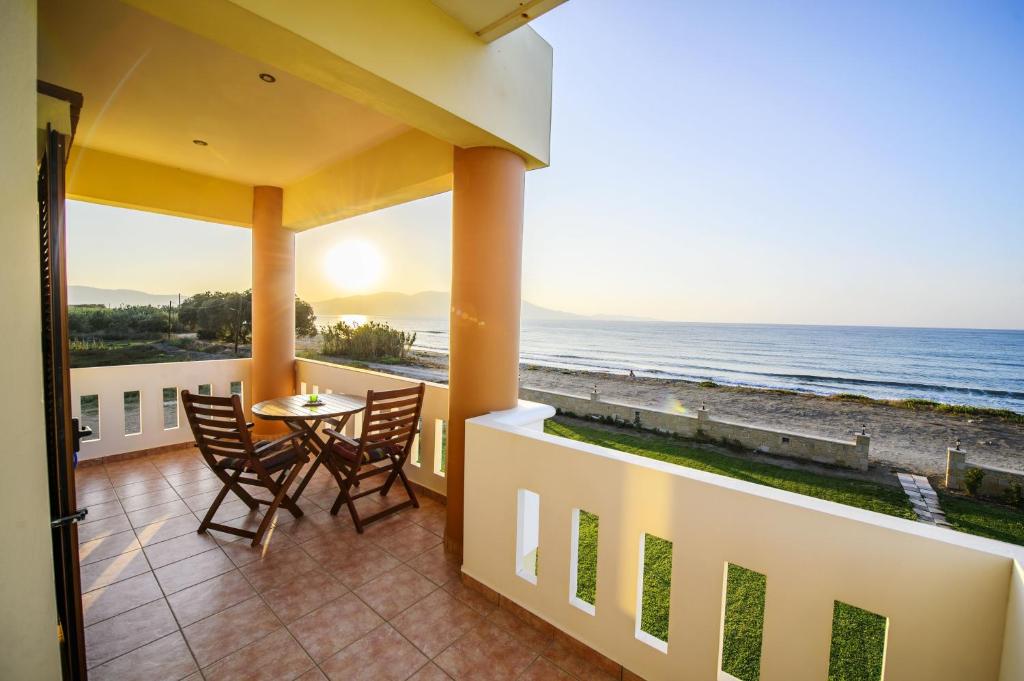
left=324, top=240, right=385, bottom=293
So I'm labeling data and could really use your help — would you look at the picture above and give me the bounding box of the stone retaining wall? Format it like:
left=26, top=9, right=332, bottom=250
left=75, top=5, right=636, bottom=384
left=520, top=387, right=870, bottom=471
left=946, top=447, right=1024, bottom=498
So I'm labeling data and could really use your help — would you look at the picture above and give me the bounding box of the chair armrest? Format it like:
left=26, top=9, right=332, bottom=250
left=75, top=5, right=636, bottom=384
left=246, top=422, right=255, bottom=430
left=323, top=428, right=359, bottom=449
left=254, top=431, right=305, bottom=455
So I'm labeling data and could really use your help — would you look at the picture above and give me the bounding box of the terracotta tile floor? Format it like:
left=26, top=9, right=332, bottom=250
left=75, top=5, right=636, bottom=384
left=74, top=448, right=605, bottom=681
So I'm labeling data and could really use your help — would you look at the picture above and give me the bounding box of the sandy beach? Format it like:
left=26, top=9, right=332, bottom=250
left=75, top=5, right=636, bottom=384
left=298, top=342, right=1024, bottom=478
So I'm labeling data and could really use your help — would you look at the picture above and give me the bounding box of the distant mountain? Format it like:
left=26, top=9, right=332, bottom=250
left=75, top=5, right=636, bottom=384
left=67, top=286, right=655, bottom=321
left=69, top=286, right=179, bottom=308
left=312, top=291, right=655, bottom=322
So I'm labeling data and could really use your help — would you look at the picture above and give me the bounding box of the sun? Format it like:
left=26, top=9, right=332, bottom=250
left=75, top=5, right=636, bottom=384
left=323, top=239, right=385, bottom=293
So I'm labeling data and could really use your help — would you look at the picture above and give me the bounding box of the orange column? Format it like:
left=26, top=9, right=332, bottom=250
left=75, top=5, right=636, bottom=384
left=251, top=185, right=295, bottom=436
left=446, top=147, right=526, bottom=556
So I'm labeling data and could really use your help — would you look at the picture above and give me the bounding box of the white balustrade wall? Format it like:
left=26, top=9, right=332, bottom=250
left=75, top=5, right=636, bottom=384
left=70, top=359, right=251, bottom=462
left=463, top=405, right=1024, bottom=681
left=295, top=358, right=449, bottom=497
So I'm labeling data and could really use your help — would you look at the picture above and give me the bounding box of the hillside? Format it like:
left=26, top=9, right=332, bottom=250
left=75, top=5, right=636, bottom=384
left=312, top=291, right=587, bottom=321
left=69, top=286, right=178, bottom=307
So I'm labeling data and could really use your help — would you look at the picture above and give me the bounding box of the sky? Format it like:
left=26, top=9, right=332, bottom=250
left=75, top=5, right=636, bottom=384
left=67, top=0, right=1024, bottom=329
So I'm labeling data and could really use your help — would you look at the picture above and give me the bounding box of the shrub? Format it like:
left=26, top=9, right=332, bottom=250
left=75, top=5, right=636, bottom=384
left=320, top=320, right=416, bottom=361
left=1005, top=482, right=1023, bottom=509
left=964, top=468, right=986, bottom=496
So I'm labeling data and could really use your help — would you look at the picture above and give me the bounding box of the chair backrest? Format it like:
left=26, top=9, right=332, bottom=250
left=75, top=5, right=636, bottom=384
left=356, top=383, right=426, bottom=464
left=181, top=390, right=255, bottom=464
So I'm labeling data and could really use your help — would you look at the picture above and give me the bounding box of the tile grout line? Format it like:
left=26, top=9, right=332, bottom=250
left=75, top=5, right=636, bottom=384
left=124, top=457, right=207, bottom=679
left=82, top=453, right=499, bottom=680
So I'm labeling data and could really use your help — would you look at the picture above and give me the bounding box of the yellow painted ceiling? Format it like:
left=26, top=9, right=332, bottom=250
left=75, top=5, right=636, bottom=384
left=38, top=0, right=410, bottom=188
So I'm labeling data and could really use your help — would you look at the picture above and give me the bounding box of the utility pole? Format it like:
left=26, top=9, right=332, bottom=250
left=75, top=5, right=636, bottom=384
left=167, top=300, right=172, bottom=341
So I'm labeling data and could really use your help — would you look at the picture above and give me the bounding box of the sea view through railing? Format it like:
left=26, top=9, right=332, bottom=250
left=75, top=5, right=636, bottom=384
left=316, top=316, right=1024, bottom=413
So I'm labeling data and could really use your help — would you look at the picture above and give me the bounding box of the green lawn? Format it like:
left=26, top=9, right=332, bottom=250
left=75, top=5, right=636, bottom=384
left=939, top=493, right=1024, bottom=545
left=548, top=417, right=947, bottom=681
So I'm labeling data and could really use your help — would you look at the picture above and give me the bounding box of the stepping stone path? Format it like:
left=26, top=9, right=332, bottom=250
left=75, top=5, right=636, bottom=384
left=897, top=473, right=952, bottom=528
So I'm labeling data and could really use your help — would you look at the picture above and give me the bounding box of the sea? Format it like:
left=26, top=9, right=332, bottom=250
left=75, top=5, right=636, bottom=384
left=315, top=316, right=1024, bottom=414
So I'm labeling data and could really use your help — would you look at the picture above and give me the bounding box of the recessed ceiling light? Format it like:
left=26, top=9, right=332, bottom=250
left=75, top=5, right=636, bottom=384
left=192, top=139, right=208, bottom=146
left=259, top=72, right=276, bottom=83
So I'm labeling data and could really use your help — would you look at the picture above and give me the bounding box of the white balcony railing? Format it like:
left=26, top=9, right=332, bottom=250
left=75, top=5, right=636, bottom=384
left=294, top=358, right=449, bottom=497
left=71, top=358, right=1024, bottom=680
left=71, top=358, right=449, bottom=499
left=71, top=358, right=252, bottom=462
left=463, top=405, right=1024, bottom=681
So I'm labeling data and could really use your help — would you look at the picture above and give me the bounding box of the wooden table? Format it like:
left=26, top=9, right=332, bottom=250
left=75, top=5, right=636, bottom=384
left=252, top=393, right=366, bottom=503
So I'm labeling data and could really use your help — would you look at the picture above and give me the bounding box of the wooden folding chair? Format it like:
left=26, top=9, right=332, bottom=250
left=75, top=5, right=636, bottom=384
left=181, top=390, right=309, bottom=546
left=322, top=383, right=425, bottom=532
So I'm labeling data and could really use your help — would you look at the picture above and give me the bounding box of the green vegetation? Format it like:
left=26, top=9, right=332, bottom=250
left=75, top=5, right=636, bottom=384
left=828, top=393, right=1023, bottom=423
left=545, top=419, right=915, bottom=518
left=69, top=339, right=183, bottom=368
left=1006, top=482, right=1024, bottom=509
left=320, top=320, right=416, bottom=361
left=547, top=416, right=1022, bottom=681
left=639, top=533, right=673, bottom=642
left=69, top=304, right=173, bottom=339
left=963, top=467, right=986, bottom=496
left=721, top=564, right=766, bottom=681
left=575, top=511, right=599, bottom=605
left=828, top=602, right=887, bottom=681
left=69, top=292, right=317, bottom=366
left=939, top=493, right=1024, bottom=545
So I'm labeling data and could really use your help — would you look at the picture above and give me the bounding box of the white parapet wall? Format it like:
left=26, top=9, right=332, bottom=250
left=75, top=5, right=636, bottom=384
left=463, top=405, right=1024, bottom=681
left=520, top=387, right=870, bottom=471
left=295, top=358, right=450, bottom=497
left=71, top=358, right=252, bottom=462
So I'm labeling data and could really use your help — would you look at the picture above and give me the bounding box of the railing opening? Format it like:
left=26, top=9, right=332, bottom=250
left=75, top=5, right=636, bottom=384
left=570, top=508, right=599, bottom=615
left=230, top=381, right=243, bottom=402
left=162, top=387, right=178, bottom=430
left=435, top=419, right=447, bottom=476
left=829, top=601, right=888, bottom=681
left=636, top=532, right=672, bottom=652
left=123, top=390, right=141, bottom=436
left=79, top=394, right=100, bottom=441
left=516, top=488, right=541, bottom=584
left=720, top=563, right=766, bottom=681
left=197, top=383, right=212, bottom=397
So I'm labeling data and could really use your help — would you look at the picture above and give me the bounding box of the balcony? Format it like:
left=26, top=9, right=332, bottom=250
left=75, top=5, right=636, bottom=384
left=71, top=359, right=1024, bottom=680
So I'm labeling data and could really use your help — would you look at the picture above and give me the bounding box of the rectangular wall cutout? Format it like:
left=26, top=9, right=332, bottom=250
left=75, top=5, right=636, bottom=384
left=162, top=387, right=178, bottom=429
left=636, top=532, right=672, bottom=652
left=435, top=419, right=447, bottom=475
left=569, top=509, right=599, bottom=614
left=80, top=394, right=100, bottom=441
left=123, top=390, right=141, bottom=435
left=516, top=489, right=541, bottom=584
left=828, top=601, right=888, bottom=681
left=197, top=383, right=212, bottom=397
left=719, top=563, right=766, bottom=681
left=229, top=381, right=243, bottom=402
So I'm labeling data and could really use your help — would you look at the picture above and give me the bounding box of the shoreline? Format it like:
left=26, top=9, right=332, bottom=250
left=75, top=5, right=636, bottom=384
left=297, top=344, right=1024, bottom=477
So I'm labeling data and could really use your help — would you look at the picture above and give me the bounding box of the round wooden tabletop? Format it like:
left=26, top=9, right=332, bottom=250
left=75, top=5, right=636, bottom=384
left=251, top=393, right=365, bottom=421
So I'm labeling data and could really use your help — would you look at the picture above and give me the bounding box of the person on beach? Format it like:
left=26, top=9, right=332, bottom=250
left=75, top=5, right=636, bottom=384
left=628, top=369, right=636, bottom=379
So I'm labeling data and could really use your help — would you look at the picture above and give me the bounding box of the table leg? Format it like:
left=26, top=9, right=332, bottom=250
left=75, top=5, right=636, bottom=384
left=291, top=413, right=354, bottom=502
